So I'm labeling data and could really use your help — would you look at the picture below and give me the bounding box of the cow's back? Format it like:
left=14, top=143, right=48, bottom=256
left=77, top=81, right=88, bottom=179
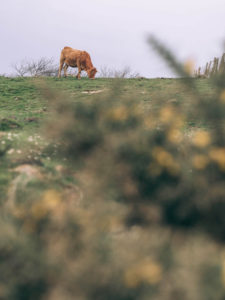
left=61, top=47, right=81, bottom=59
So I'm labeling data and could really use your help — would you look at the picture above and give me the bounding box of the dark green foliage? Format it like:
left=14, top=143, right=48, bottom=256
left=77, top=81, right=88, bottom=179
left=0, top=118, right=21, bottom=131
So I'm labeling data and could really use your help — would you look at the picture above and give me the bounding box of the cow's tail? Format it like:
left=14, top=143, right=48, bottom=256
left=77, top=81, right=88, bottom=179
left=58, top=51, right=65, bottom=77
left=59, top=52, right=65, bottom=63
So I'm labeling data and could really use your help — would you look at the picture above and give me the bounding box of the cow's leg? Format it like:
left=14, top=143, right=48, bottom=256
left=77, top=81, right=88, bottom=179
left=58, top=57, right=64, bottom=78
left=63, top=64, right=69, bottom=77
left=76, top=60, right=81, bottom=79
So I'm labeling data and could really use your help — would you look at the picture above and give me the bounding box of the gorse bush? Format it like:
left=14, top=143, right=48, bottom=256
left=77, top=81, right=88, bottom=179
left=1, top=38, right=225, bottom=299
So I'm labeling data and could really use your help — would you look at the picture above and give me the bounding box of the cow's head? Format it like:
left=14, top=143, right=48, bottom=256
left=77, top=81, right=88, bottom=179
left=88, top=67, right=97, bottom=79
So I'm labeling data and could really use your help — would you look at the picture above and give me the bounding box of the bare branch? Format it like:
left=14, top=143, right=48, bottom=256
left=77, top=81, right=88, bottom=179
left=99, top=65, right=140, bottom=78
left=12, top=57, right=58, bottom=77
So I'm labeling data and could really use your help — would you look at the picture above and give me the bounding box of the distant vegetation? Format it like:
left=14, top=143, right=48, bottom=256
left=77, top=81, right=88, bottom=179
left=99, top=65, right=140, bottom=78
left=1, top=38, right=225, bottom=299
left=12, top=57, right=140, bottom=78
left=12, top=57, right=58, bottom=77
left=194, top=52, right=225, bottom=78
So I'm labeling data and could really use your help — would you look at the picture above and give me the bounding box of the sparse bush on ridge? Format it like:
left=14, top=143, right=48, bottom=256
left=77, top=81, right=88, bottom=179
left=0, top=38, right=225, bottom=299
left=99, top=65, right=140, bottom=78
left=12, top=57, right=58, bottom=77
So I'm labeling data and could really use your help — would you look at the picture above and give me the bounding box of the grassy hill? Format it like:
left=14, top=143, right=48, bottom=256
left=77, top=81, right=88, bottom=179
left=0, top=76, right=212, bottom=128
left=0, top=75, right=214, bottom=207
left=1, top=76, right=225, bottom=300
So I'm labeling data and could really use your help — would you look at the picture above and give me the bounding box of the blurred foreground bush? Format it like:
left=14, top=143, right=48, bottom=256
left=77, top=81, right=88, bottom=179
left=1, top=38, right=225, bottom=299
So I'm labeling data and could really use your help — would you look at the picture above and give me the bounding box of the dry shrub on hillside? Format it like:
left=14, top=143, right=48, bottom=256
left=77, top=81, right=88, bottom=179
left=99, top=65, right=140, bottom=78
left=12, top=57, right=58, bottom=77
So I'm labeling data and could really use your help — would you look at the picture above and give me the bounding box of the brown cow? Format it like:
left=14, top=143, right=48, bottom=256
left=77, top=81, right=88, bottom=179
left=58, top=47, right=97, bottom=79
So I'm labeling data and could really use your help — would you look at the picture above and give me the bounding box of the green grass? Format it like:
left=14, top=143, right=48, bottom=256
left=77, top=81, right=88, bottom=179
left=0, top=76, right=213, bottom=202
left=0, top=76, right=212, bottom=126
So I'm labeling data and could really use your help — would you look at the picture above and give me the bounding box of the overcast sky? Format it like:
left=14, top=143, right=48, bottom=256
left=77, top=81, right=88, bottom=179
left=1, top=0, right=225, bottom=77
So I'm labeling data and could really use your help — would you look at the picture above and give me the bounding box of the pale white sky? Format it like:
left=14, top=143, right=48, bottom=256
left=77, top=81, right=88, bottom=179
left=1, top=0, right=225, bottom=77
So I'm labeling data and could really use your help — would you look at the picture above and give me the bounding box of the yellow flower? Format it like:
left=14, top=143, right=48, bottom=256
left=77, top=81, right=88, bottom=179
left=192, top=130, right=211, bottom=148
left=31, top=190, right=61, bottom=219
left=159, top=106, right=184, bottom=128
left=124, top=259, right=162, bottom=288
left=219, top=90, right=225, bottom=103
left=152, top=147, right=172, bottom=165
left=209, top=147, right=225, bottom=171
left=167, top=128, right=182, bottom=144
left=159, top=106, right=175, bottom=123
left=184, top=59, right=195, bottom=75
left=192, top=154, right=209, bottom=170
left=152, top=147, right=180, bottom=175
left=43, top=190, right=61, bottom=210
left=108, top=106, right=128, bottom=121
